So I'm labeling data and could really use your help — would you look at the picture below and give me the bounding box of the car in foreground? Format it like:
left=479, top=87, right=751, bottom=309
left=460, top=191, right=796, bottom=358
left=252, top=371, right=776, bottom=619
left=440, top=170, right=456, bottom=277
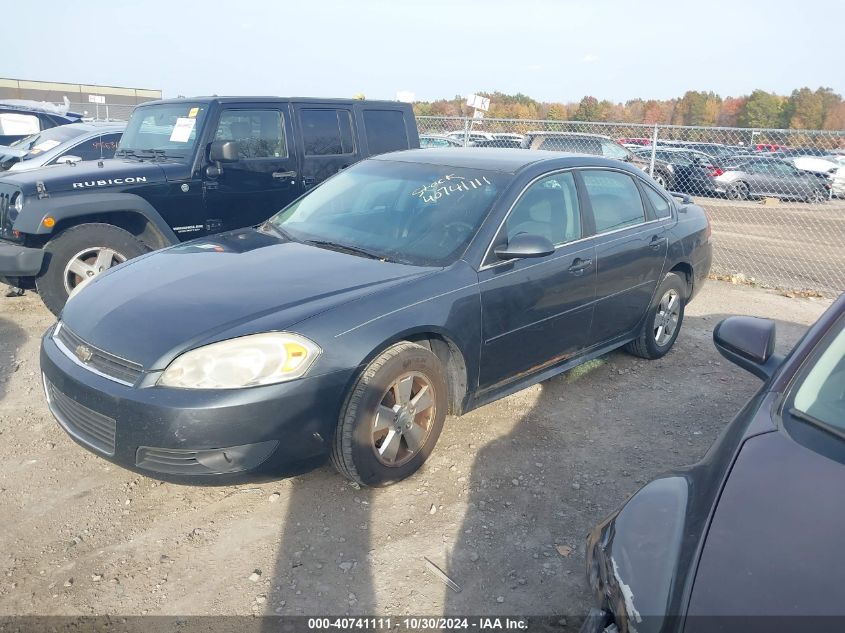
left=40, top=149, right=712, bottom=486
left=715, top=156, right=830, bottom=202
left=0, top=100, right=83, bottom=145
left=582, top=291, right=845, bottom=633
left=522, top=132, right=675, bottom=189
left=419, top=134, right=463, bottom=148
left=633, top=147, right=724, bottom=196
left=0, top=121, right=124, bottom=173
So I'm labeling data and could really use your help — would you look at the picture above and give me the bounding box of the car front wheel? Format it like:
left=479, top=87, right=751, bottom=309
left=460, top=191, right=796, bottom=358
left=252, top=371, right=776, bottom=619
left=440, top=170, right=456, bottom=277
left=624, top=272, right=687, bottom=359
left=35, top=223, right=147, bottom=316
left=331, top=341, right=448, bottom=487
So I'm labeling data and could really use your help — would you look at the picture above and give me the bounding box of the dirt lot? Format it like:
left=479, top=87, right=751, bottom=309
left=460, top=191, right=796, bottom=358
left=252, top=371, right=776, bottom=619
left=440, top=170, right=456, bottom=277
left=698, top=196, right=845, bottom=296
left=0, top=281, right=831, bottom=620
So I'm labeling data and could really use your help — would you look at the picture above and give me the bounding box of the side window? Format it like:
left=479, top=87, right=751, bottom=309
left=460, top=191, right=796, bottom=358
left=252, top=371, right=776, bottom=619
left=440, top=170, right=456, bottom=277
left=213, top=110, right=287, bottom=159
left=300, top=109, right=354, bottom=156
left=600, top=139, right=631, bottom=161
left=644, top=185, right=672, bottom=219
left=504, top=172, right=581, bottom=246
left=363, top=110, right=409, bottom=155
left=0, top=112, right=40, bottom=136
left=582, top=170, right=646, bottom=233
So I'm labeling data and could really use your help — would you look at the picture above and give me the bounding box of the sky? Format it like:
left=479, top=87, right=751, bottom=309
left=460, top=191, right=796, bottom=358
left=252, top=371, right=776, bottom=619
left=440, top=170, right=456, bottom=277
left=4, top=0, right=842, bottom=103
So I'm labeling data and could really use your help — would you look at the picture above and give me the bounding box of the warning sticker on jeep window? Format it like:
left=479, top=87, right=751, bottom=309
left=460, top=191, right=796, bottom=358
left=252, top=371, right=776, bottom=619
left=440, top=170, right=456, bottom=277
left=169, top=117, right=196, bottom=143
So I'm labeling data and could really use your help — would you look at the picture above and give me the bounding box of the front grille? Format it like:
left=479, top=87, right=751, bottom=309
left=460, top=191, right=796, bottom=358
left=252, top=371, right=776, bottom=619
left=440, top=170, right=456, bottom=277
left=54, top=323, right=143, bottom=386
left=45, top=378, right=116, bottom=455
left=0, top=183, right=19, bottom=235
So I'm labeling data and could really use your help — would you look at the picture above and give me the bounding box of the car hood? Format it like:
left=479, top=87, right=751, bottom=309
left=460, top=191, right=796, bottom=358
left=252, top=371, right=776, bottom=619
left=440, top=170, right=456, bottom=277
left=60, top=228, right=436, bottom=369
left=686, top=430, right=845, bottom=619
left=0, top=158, right=168, bottom=193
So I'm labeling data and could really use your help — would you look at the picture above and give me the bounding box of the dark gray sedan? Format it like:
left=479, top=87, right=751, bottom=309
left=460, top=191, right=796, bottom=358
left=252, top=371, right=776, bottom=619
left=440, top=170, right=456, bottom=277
left=715, top=156, right=830, bottom=202
left=582, top=291, right=845, bottom=632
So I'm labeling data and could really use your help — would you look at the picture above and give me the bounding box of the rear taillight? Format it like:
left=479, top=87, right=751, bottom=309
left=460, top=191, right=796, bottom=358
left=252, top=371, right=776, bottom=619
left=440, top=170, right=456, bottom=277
left=710, top=168, right=724, bottom=177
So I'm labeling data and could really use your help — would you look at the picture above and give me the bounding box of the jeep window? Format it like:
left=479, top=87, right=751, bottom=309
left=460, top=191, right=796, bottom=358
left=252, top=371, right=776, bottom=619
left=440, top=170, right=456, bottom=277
left=118, top=103, right=208, bottom=158
left=0, top=112, right=40, bottom=136
left=300, top=109, right=355, bottom=156
left=213, top=110, right=287, bottom=159
left=270, top=160, right=508, bottom=266
left=54, top=132, right=123, bottom=163
left=363, top=110, right=410, bottom=155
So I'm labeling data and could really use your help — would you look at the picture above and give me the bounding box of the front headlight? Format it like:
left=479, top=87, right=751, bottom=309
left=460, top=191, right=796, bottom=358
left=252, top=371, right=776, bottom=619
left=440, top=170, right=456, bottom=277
left=157, top=332, right=321, bottom=389
left=10, top=192, right=23, bottom=221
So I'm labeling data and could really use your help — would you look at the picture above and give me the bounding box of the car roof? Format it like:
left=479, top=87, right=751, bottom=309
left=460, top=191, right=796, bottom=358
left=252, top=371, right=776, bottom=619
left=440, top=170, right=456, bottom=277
left=62, top=121, right=126, bottom=132
left=141, top=96, right=408, bottom=107
left=371, top=147, right=624, bottom=174
left=524, top=130, right=615, bottom=142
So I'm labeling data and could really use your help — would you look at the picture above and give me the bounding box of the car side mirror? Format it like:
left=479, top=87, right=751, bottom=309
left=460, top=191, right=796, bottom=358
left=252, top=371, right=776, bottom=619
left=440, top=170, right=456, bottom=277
left=209, top=140, right=239, bottom=163
left=494, top=233, right=555, bottom=260
left=713, top=316, right=783, bottom=380
left=55, top=155, right=81, bottom=165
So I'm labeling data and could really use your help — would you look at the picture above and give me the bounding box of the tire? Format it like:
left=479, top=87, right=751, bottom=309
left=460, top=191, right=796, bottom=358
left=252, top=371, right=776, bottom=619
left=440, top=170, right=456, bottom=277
left=35, top=223, right=147, bottom=316
left=651, top=171, right=671, bottom=190
left=624, top=272, right=687, bottom=360
left=806, top=188, right=826, bottom=204
left=726, top=181, right=750, bottom=201
left=331, top=341, right=448, bottom=487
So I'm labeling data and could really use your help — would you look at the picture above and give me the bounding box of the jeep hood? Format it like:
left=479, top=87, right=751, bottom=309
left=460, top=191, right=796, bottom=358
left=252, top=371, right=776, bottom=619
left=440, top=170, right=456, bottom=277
left=0, top=158, right=171, bottom=194
left=59, top=228, right=436, bottom=369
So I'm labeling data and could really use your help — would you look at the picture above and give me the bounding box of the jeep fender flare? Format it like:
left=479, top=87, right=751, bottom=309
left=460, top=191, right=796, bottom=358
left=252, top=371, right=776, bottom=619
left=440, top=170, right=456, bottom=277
left=13, top=191, right=179, bottom=246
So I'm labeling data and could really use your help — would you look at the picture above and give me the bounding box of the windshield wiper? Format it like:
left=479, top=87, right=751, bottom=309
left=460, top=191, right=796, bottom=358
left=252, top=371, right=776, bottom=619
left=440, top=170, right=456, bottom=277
left=135, top=149, right=182, bottom=161
left=788, top=407, right=845, bottom=442
left=114, top=148, right=139, bottom=158
left=304, top=239, right=385, bottom=261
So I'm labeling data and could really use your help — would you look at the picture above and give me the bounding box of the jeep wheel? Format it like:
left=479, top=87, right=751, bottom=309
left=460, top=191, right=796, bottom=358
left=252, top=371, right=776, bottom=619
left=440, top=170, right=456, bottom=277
left=36, top=223, right=147, bottom=316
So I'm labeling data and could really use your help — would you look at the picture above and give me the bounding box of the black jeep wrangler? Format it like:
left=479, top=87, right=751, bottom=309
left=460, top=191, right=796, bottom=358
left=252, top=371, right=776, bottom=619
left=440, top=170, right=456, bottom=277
left=0, top=96, right=419, bottom=314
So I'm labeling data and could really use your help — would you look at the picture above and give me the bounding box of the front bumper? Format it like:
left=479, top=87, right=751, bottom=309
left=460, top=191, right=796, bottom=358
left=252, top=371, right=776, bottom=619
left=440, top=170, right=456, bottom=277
left=40, top=329, right=354, bottom=484
left=0, top=239, right=43, bottom=277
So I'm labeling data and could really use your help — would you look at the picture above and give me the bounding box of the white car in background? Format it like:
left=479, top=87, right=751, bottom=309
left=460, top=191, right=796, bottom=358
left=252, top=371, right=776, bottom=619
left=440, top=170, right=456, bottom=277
left=0, top=121, right=125, bottom=173
left=788, top=155, right=844, bottom=198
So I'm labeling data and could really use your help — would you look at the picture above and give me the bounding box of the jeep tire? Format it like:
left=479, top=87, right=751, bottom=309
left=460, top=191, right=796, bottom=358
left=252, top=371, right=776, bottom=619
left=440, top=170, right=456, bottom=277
left=36, top=223, right=147, bottom=316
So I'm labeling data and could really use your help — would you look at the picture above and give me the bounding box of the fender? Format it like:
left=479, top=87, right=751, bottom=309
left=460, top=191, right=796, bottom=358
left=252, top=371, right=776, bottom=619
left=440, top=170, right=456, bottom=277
left=13, top=191, right=179, bottom=245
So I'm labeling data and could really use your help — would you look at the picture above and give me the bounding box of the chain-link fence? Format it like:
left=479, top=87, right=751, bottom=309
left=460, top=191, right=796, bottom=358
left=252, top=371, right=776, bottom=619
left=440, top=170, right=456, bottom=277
left=65, top=101, right=136, bottom=122
left=419, top=116, right=845, bottom=297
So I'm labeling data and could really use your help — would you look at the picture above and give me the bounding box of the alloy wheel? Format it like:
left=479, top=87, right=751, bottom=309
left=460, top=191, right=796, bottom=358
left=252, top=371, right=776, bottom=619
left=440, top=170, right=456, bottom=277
left=654, top=289, right=680, bottom=346
left=371, top=371, right=436, bottom=467
left=64, top=247, right=127, bottom=297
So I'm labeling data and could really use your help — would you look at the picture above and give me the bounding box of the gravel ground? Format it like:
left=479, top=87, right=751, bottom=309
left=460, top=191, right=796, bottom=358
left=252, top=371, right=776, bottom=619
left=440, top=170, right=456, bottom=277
left=0, top=281, right=832, bottom=619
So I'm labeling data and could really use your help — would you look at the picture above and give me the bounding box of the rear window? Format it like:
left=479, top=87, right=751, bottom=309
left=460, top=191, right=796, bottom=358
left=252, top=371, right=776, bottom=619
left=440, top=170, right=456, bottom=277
left=538, top=136, right=602, bottom=155
left=300, top=109, right=355, bottom=156
left=363, top=110, right=409, bottom=156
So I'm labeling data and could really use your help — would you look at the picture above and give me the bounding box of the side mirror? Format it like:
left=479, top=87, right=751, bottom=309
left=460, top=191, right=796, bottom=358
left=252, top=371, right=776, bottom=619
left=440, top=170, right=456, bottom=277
left=55, top=155, right=81, bottom=165
left=494, top=233, right=555, bottom=260
left=713, top=316, right=782, bottom=380
left=208, top=140, right=239, bottom=163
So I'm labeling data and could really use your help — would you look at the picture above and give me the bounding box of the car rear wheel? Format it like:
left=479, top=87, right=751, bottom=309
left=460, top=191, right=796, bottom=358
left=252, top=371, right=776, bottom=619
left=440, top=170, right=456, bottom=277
left=651, top=171, right=670, bottom=189
left=331, top=341, right=447, bottom=487
left=806, top=188, right=827, bottom=204
left=624, top=272, right=687, bottom=359
left=726, top=181, right=750, bottom=200
left=35, top=223, right=147, bottom=316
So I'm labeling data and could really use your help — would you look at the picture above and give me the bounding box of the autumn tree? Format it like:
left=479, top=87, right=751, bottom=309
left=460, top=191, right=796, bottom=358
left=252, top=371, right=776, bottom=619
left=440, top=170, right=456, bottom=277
left=738, top=90, right=785, bottom=128
left=571, top=96, right=603, bottom=121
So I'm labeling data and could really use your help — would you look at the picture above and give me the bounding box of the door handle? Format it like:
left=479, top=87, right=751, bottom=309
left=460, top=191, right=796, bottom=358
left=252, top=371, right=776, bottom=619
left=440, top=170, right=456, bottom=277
left=303, top=177, right=317, bottom=187
left=568, top=258, right=593, bottom=275
left=649, top=235, right=664, bottom=250
left=272, top=170, right=297, bottom=179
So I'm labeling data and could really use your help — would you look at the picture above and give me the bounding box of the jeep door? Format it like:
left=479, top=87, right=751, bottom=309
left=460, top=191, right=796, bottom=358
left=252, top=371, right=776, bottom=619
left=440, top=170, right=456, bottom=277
left=203, top=106, right=300, bottom=231
left=294, top=105, right=361, bottom=192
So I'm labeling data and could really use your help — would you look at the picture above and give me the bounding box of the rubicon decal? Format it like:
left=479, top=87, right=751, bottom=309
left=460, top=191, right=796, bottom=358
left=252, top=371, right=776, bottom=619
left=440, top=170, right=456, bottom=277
left=72, top=176, right=148, bottom=189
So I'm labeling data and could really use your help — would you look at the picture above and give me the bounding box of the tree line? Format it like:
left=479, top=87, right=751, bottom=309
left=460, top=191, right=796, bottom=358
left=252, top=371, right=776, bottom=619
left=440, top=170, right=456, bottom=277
left=412, top=88, right=845, bottom=130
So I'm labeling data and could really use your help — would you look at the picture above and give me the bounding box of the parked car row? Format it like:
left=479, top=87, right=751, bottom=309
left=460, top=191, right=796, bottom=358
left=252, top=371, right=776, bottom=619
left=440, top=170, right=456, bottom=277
left=0, top=121, right=125, bottom=172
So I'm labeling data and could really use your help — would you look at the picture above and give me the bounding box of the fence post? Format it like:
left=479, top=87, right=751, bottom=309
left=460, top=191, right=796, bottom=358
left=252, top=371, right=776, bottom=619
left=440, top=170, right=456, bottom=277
left=462, top=117, right=470, bottom=147
left=649, top=124, right=659, bottom=178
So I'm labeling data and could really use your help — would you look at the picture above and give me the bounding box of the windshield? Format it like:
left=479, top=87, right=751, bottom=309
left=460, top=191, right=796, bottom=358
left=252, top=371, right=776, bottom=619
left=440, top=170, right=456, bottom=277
left=793, top=318, right=845, bottom=434
left=118, top=103, right=207, bottom=158
left=9, top=125, right=87, bottom=158
left=269, top=160, right=509, bottom=266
